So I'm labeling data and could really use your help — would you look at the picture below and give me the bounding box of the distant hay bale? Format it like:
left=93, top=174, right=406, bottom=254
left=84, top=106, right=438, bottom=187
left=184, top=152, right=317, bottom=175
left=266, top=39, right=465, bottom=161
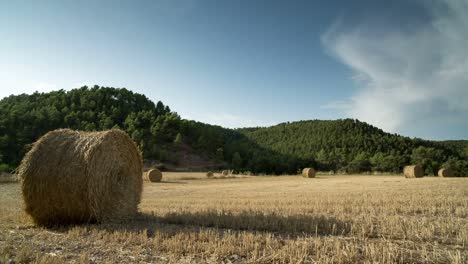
left=221, top=170, right=229, bottom=176
left=438, top=168, right=454, bottom=177
left=403, top=165, right=424, bottom=178
left=302, top=168, right=316, bottom=178
left=145, top=168, right=162, bottom=182
left=206, top=171, right=214, bottom=178
left=18, top=129, right=143, bottom=226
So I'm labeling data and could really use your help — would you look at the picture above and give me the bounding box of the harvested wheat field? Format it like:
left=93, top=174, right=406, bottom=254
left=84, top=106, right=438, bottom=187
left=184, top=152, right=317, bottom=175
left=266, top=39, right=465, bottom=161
left=1, top=173, right=467, bottom=263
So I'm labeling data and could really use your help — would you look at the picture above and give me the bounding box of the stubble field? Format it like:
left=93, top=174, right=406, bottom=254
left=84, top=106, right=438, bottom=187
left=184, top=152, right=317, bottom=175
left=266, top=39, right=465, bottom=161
left=1, top=173, right=467, bottom=263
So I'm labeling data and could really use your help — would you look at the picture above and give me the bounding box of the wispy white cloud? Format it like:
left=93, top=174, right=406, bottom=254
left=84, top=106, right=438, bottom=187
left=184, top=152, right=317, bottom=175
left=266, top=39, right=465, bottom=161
left=322, top=0, right=468, bottom=136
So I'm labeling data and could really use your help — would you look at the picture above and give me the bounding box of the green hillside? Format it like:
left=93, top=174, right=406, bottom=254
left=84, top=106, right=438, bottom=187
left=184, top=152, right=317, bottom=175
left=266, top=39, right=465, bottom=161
left=0, top=86, right=466, bottom=175
left=239, top=121, right=467, bottom=175
left=0, top=86, right=300, bottom=174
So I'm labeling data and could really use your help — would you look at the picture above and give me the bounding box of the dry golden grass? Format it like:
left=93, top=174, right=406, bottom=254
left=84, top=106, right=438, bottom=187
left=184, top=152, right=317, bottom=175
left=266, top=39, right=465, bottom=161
left=0, top=173, right=17, bottom=183
left=1, top=173, right=467, bottom=263
left=161, top=172, right=249, bottom=181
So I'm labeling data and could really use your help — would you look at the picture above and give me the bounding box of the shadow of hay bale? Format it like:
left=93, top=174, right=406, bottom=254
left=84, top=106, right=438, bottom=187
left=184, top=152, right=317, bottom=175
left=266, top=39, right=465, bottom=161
left=212, top=175, right=248, bottom=180
left=43, top=210, right=352, bottom=240
left=151, top=210, right=351, bottom=236
left=68, top=210, right=352, bottom=238
left=154, top=181, right=187, bottom=184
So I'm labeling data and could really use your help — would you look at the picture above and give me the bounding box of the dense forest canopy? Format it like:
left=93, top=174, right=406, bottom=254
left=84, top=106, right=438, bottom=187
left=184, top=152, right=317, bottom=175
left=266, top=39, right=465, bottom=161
left=0, top=86, right=466, bottom=176
left=238, top=121, right=468, bottom=175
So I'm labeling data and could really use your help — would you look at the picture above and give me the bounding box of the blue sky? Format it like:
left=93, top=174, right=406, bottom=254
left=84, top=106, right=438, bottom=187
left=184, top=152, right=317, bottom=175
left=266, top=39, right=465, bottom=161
left=1, top=0, right=467, bottom=140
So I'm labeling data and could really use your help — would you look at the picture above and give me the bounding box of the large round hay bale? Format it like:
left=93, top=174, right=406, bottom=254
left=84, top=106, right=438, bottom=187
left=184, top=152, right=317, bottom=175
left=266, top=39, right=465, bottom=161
left=206, top=171, right=214, bottom=178
left=146, top=168, right=162, bottom=182
left=438, top=168, right=454, bottom=177
left=18, top=129, right=143, bottom=226
left=221, top=170, right=229, bottom=176
left=302, top=168, right=316, bottom=178
left=403, top=165, right=424, bottom=178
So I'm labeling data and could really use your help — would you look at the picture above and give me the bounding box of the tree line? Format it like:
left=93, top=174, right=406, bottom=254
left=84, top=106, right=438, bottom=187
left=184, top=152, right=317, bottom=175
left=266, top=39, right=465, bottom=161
left=0, top=86, right=466, bottom=176
left=239, top=120, right=468, bottom=176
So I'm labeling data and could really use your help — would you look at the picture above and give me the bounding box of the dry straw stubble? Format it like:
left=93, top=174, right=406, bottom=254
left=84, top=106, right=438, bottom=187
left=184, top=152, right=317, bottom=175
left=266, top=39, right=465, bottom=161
left=0, top=172, right=17, bottom=183
left=18, top=129, right=143, bottom=226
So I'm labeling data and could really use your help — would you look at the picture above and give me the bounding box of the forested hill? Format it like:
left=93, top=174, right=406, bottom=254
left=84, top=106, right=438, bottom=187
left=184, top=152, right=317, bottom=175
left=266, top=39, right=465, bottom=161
left=238, top=121, right=467, bottom=175
left=0, top=86, right=466, bottom=175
